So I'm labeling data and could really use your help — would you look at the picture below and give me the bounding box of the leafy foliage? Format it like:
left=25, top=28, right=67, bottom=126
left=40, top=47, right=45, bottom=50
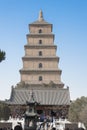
left=0, top=102, right=11, bottom=120
left=79, top=105, right=87, bottom=129
left=68, top=96, right=87, bottom=128
left=0, top=50, right=6, bottom=62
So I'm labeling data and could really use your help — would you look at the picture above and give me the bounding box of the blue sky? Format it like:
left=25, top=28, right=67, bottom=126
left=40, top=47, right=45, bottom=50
left=0, top=0, right=87, bottom=100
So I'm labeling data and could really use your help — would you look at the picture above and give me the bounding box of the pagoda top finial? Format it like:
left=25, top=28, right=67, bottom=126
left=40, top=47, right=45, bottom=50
left=38, top=10, right=44, bottom=21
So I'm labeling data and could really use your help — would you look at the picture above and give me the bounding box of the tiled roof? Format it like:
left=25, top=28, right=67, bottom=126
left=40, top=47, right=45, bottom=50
left=7, top=87, right=70, bottom=106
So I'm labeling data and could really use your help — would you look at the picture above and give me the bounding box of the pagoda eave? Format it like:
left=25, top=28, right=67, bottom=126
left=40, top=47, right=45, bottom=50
left=20, top=69, right=62, bottom=74
left=22, top=56, right=59, bottom=61
left=29, top=20, right=52, bottom=25
left=26, top=34, right=54, bottom=38
left=24, top=45, right=57, bottom=49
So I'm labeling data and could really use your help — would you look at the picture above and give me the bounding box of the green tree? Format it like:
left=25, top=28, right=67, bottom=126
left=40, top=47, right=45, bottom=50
left=0, top=49, right=6, bottom=62
left=68, top=96, right=87, bottom=128
left=0, top=102, right=11, bottom=120
left=79, top=105, right=87, bottom=129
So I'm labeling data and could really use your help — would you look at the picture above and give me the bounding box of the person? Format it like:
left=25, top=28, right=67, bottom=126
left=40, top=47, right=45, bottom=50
left=14, top=125, right=22, bottom=130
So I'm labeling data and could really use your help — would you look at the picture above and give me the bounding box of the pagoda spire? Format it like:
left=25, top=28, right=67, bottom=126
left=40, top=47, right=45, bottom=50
left=38, top=10, right=44, bottom=21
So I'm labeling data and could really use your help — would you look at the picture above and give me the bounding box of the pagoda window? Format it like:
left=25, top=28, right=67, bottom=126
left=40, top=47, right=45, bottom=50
left=39, top=40, right=42, bottom=44
left=39, top=51, right=42, bottom=56
left=39, top=63, right=42, bottom=68
left=38, top=29, right=42, bottom=33
left=39, top=76, right=42, bottom=81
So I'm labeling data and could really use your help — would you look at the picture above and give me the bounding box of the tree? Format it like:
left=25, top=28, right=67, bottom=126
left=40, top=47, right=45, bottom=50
left=0, top=102, right=11, bottom=120
left=79, top=105, right=87, bottom=129
left=68, top=96, right=87, bottom=129
left=0, top=49, right=6, bottom=62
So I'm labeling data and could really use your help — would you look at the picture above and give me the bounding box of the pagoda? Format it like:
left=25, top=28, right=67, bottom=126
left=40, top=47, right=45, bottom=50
left=7, top=10, right=70, bottom=119
left=20, top=10, right=64, bottom=87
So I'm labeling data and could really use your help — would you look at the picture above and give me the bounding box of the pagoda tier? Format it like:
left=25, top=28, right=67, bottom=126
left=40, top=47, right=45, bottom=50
left=20, top=10, right=64, bottom=87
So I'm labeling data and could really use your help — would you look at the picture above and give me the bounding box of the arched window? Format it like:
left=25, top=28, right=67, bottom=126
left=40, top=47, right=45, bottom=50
left=39, top=51, right=42, bottom=56
left=39, top=63, right=42, bottom=68
left=39, top=76, right=42, bottom=81
left=38, top=29, right=42, bottom=33
left=39, top=40, right=42, bottom=44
